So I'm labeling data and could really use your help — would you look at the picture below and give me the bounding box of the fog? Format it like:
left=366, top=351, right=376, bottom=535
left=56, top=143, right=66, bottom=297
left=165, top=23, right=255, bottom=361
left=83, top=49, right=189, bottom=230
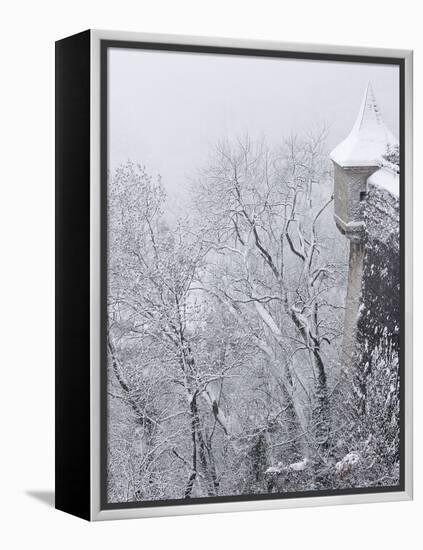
left=108, top=47, right=399, bottom=209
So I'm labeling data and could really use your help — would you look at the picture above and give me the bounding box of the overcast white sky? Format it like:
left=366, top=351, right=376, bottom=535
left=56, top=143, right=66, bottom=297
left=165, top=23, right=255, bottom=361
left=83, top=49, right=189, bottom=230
left=108, top=47, right=399, bottom=208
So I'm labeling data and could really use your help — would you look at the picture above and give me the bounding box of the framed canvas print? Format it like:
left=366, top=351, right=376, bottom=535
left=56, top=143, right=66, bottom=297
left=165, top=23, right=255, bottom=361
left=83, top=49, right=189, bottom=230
left=55, top=30, right=413, bottom=521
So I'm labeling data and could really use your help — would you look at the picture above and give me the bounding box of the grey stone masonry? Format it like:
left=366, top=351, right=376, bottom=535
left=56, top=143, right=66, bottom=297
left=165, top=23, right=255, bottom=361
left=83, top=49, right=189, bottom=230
left=333, top=162, right=379, bottom=241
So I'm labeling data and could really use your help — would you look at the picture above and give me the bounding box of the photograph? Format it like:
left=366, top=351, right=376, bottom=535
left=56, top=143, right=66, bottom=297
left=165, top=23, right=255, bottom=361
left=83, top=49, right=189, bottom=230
left=104, top=44, right=402, bottom=506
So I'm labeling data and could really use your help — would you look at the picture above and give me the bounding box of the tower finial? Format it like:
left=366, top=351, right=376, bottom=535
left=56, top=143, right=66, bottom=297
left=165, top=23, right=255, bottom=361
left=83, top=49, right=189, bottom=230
left=330, top=82, right=398, bottom=168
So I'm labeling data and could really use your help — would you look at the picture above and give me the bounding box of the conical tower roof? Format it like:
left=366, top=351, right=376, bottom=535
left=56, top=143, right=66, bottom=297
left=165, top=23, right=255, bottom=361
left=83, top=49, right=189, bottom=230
left=330, top=82, right=398, bottom=168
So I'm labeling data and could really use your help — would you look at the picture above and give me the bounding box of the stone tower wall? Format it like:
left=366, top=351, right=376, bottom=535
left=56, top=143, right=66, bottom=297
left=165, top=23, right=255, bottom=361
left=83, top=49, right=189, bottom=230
left=333, top=163, right=379, bottom=237
left=341, top=182, right=400, bottom=415
left=339, top=180, right=399, bottom=374
left=353, top=183, right=400, bottom=446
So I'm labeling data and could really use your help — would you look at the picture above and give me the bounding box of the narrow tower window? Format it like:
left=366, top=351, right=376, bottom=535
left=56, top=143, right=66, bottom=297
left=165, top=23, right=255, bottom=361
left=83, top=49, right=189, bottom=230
left=360, top=191, right=367, bottom=202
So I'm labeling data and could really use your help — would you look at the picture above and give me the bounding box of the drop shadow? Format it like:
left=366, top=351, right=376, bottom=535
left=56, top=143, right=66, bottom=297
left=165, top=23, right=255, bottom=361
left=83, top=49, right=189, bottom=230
left=26, top=490, right=55, bottom=508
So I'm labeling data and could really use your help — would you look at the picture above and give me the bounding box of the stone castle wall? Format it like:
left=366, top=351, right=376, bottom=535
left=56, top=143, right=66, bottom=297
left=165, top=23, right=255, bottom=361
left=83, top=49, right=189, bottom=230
left=335, top=180, right=400, bottom=457
left=341, top=181, right=399, bottom=368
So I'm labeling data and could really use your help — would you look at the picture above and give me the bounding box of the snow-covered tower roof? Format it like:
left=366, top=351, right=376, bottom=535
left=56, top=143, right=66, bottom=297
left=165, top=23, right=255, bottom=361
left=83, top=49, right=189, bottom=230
left=330, top=82, right=398, bottom=168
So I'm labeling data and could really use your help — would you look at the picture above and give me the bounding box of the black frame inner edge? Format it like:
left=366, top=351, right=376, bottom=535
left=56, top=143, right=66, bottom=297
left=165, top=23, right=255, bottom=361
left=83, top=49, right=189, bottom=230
left=99, top=39, right=406, bottom=511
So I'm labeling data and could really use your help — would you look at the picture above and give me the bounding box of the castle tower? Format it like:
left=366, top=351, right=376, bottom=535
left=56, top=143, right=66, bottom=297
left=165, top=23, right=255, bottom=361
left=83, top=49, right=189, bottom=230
left=330, top=83, right=398, bottom=373
left=331, top=82, right=398, bottom=241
